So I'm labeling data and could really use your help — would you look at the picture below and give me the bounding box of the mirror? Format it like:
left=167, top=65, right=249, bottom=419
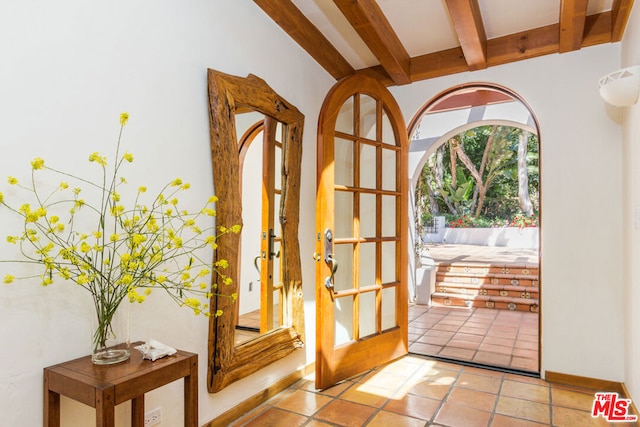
left=206, top=70, right=305, bottom=393
left=236, top=111, right=283, bottom=345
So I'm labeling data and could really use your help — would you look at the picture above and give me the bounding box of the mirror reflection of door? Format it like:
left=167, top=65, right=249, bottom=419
left=236, top=111, right=283, bottom=346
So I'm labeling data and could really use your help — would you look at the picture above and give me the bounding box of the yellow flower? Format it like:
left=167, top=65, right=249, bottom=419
left=6, top=236, right=18, bottom=244
left=3, top=275, right=14, bottom=284
left=156, top=275, right=167, bottom=283
left=230, top=224, right=242, bottom=234
left=208, top=195, right=219, bottom=203
left=215, top=259, right=229, bottom=269
left=88, top=152, right=107, bottom=166
left=131, top=234, right=146, bottom=245
left=223, top=277, right=233, bottom=285
left=42, top=277, right=53, bottom=286
left=110, top=233, right=119, bottom=242
left=8, top=176, right=18, bottom=185
left=59, top=182, right=69, bottom=190
left=59, top=268, right=71, bottom=279
left=215, top=309, right=223, bottom=317
left=120, top=112, right=129, bottom=126
left=30, top=157, right=45, bottom=170
left=181, top=183, right=190, bottom=190
left=202, top=208, right=216, bottom=216
left=171, top=178, right=183, bottom=187
left=183, top=298, right=201, bottom=308
left=0, top=191, right=3, bottom=203
left=80, top=242, right=91, bottom=253
left=56, top=223, right=65, bottom=232
left=123, top=152, right=134, bottom=162
left=93, top=231, right=102, bottom=239
left=138, top=186, right=147, bottom=193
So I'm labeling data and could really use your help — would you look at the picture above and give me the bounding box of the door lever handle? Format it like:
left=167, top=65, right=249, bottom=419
left=324, top=254, right=338, bottom=290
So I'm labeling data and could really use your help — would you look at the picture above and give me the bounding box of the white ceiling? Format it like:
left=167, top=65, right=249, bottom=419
left=291, top=0, right=614, bottom=70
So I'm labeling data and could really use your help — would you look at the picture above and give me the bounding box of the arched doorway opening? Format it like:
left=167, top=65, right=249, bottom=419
left=407, top=83, right=541, bottom=375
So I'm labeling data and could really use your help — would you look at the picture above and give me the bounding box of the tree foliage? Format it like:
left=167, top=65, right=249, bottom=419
left=416, top=125, right=539, bottom=225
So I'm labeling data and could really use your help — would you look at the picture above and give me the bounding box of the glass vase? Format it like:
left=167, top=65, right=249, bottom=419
left=91, top=298, right=130, bottom=365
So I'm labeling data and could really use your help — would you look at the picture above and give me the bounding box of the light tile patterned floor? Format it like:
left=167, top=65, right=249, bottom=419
left=230, top=355, right=636, bottom=426
left=408, top=304, right=539, bottom=373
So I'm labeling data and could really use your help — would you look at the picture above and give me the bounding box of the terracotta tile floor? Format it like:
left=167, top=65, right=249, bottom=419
left=230, top=355, right=636, bottom=426
left=408, top=304, right=539, bottom=373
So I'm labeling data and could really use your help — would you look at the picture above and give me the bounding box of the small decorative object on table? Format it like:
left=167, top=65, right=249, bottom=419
left=1, top=113, right=239, bottom=364
left=135, top=339, right=177, bottom=361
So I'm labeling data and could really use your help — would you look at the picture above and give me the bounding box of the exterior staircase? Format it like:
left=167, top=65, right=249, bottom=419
left=430, top=262, right=539, bottom=312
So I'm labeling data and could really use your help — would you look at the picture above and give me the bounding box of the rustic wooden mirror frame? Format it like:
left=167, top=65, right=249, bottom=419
left=206, top=69, right=305, bottom=393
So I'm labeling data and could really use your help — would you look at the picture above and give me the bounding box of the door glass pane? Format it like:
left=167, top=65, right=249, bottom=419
left=359, top=193, right=376, bottom=238
left=381, top=242, right=396, bottom=283
left=336, top=96, right=355, bottom=135
left=273, top=239, right=281, bottom=286
left=381, top=147, right=396, bottom=191
left=381, top=109, right=395, bottom=145
left=359, top=242, right=376, bottom=288
left=381, top=287, right=396, bottom=331
left=335, top=295, right=354, bottom=346
left=335, top=191, right=354, bottom=239
left=334, top=243, right=354, bottom=292
left=274, top=144, right=282, bottom=192
left=359, top=143, right=377, bottom=189
left=359, top=291, right=376, bottom=338
left=274, top=193, right=282, bottom=236
left=335, top=138, right=354, bottom=186
left=359, top=94, right=377, bottom=140
left=381, top=195, right=396, bottom=237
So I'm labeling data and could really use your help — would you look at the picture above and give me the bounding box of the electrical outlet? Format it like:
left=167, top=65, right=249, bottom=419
left=144, top=407, right=162, bottom=426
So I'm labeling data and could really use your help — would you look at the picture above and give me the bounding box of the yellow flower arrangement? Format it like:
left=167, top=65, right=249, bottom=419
left=0, top=113, right=238, bottom=362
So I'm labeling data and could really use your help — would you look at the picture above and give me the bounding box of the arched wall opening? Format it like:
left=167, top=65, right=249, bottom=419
left=406, top=83, right=542, bottom=374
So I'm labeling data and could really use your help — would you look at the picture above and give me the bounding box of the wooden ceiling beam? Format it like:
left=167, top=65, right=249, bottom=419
left=379, top=11, right=613, bottom=86
left=611, top=0, right=635, bottom=42
left=332, top=0, right=411, bottom=85
left=410, top=47, right=469, bottom=83
left=253, top=0, right=354, bottom=80
left=444, top=0, right=488, bottom=70
left=559, top=0, right=588, bottom=53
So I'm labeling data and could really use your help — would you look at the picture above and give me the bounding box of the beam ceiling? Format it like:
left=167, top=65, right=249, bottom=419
left=254, top=0, right=635, bottom=87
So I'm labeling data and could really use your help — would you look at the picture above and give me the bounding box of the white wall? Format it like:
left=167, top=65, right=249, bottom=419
left=622, top=2, right=640, bottom=405
left=391, top=44, right=625, bottom=382
left=0, top=1, right=334, bottom=425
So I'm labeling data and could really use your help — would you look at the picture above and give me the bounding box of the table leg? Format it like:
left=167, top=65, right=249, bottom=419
left=95, top=388, right=116, bottom=427
left=131, top=395, right=144, bottom=427
left=44, top=388, right=60, bottom=427
left=184, top=356, right=198, bottom=427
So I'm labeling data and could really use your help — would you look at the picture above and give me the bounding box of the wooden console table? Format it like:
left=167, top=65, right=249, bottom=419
left=43, top=342, right=198, bottom=427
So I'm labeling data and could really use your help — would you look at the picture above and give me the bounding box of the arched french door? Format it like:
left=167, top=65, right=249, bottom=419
left=315, top=74, right=409, bottom=389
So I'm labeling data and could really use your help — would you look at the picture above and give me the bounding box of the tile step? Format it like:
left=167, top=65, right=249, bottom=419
left=436, top=275, right=539, bottom=286
left=431, top=292, right=539, bottom=312
left=436, top=284, right=539, bottom=299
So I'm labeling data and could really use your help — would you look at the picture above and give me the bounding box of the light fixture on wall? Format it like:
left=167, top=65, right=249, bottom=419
left=598, top=65, right=640, bottom=107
